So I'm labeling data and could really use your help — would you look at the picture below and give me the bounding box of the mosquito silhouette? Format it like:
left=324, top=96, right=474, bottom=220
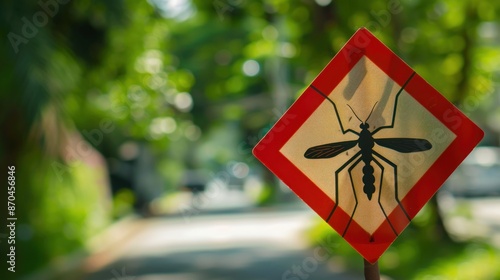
left=306, top=72, right=432, bottom=237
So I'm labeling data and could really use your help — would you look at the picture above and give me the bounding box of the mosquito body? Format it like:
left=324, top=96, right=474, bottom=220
left=357, top=120, right=376, bottom=200
left=306, top=72, right=432, bottom=237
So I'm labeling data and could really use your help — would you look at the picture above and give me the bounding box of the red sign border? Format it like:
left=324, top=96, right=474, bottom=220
left=253, top=28, right=484, bottom=263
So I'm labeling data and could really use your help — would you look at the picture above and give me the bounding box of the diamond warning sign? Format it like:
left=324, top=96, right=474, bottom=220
left=253, top=28, right=484, bottom=263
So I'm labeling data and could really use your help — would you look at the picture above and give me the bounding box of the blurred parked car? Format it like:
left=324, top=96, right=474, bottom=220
left=438, top=146, right=500, bottom=244
left=180, top=170, right=209, bottom=193
left=441, top=146, right=500, bottom=197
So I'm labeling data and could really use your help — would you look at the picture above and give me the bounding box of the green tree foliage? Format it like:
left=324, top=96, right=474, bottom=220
left=1, top=0, right=198, bottom=275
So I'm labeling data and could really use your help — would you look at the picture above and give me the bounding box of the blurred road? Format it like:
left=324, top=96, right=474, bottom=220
left=80, top=205, right=363, bottom=280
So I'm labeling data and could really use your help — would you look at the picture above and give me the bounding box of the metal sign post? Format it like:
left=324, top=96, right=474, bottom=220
left=364, top=259, right=380, bottom=280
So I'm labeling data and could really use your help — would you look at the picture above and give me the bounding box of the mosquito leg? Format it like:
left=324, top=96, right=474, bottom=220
left=343, top=156, right=363, bottom=237
left=372, top=157, right=398, bottom=236
left=372, top=151, right=411, bottom=221
left=372, top=71, right=416, bottom=135
left=310, top=84, right=359, bottom=136
left=327, top=151, right=362, bottom=222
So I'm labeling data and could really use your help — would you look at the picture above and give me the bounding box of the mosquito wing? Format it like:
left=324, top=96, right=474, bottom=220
left=304, top=140, right=357, bottom=159
left=375, top=138, right=432, bottom=153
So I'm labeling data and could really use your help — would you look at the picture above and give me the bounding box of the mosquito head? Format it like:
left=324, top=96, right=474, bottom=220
left=360, top=123, right=369, bottom=129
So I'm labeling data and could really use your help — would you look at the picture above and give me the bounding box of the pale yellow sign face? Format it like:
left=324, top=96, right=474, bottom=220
left=280, top=56, right=456, bottom=234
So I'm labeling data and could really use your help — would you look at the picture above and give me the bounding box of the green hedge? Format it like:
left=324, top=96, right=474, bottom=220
left=16, top=151, right=111, bottom=276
